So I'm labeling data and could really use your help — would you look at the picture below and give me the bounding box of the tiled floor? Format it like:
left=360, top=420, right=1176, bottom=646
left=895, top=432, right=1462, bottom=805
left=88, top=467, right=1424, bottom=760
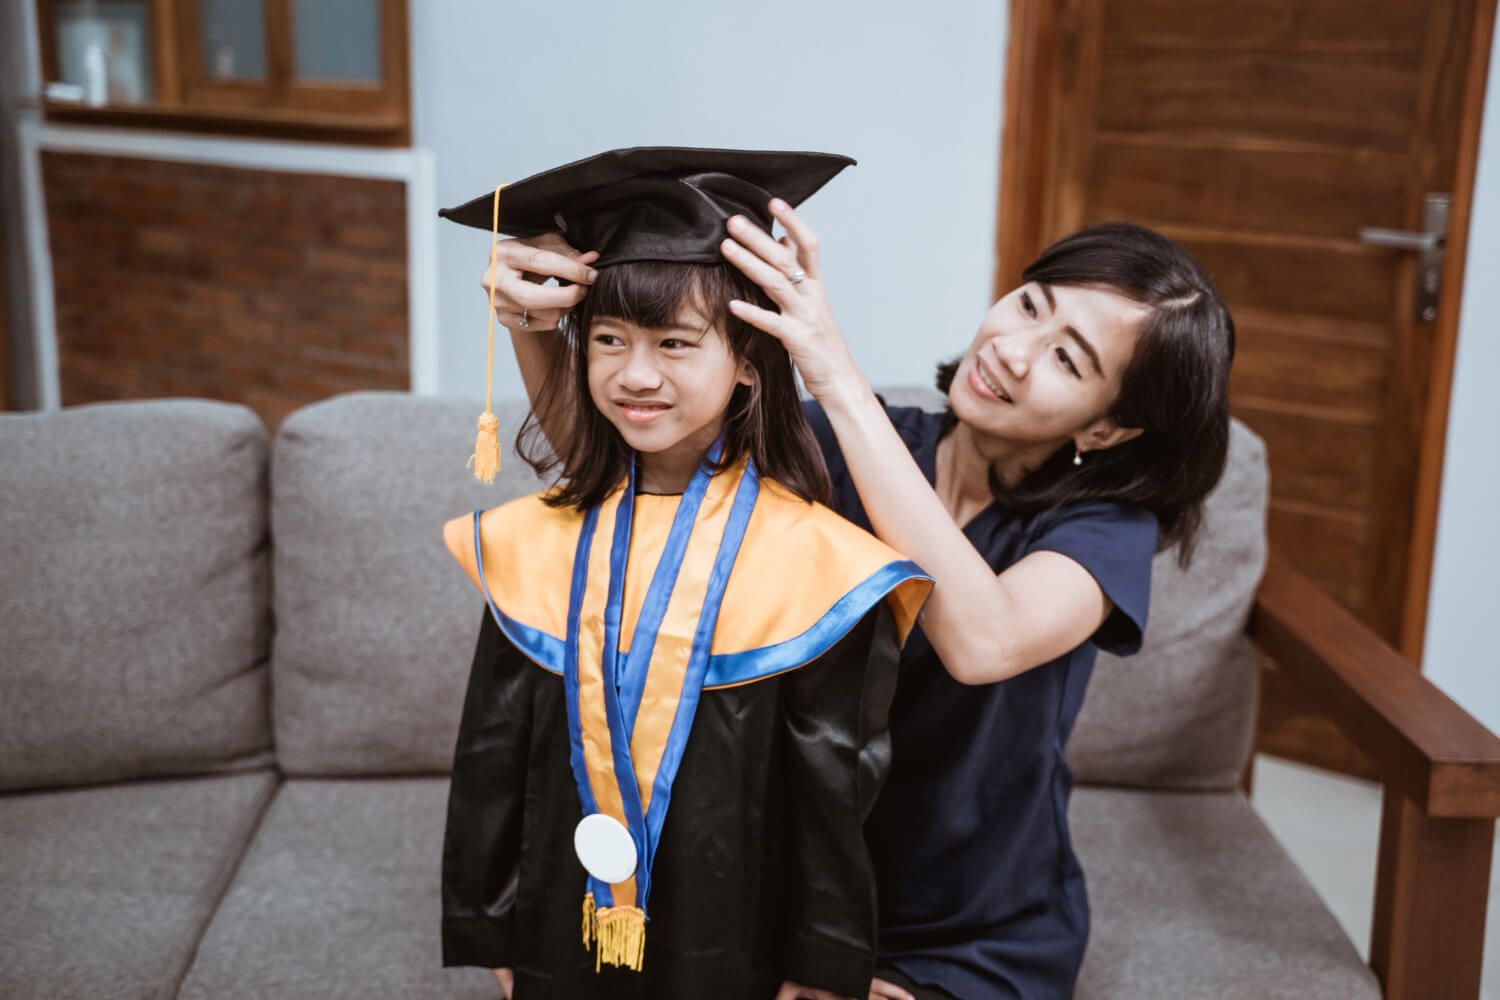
left=1250, top=754, right=1500, bottom=999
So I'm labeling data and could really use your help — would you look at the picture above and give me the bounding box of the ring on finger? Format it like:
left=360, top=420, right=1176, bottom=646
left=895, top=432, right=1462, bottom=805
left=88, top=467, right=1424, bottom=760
left=520, top=308, right=530, bottom=328
left=788, top=268, right=807, bottom=286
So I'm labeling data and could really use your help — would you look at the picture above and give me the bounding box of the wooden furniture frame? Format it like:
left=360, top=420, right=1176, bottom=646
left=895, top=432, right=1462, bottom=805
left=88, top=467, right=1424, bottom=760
left=1252, top=553, right=1500, bottom=998
left=35, top=0, right=409, bottom=145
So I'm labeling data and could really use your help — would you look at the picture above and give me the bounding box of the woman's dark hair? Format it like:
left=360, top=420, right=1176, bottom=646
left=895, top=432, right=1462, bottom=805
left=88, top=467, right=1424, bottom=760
left=935, top=221, right=1236, bottom=567
left=516, top=259, right=831, bottom=510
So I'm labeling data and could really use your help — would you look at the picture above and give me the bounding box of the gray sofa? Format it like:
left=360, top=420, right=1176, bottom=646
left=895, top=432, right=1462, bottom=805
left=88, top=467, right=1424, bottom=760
left=1, top=390, right=1383, bottom=999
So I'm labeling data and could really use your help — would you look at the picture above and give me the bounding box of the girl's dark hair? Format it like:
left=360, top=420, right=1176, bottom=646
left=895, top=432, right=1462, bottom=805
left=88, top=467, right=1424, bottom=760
left=516, top=260, right=831, bottom=510
left=936, top=221, right=1236, bottom=567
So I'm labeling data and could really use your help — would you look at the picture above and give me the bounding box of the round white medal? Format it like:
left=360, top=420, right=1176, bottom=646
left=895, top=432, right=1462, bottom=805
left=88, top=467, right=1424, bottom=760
left=573, top=814, right=637, bottom=884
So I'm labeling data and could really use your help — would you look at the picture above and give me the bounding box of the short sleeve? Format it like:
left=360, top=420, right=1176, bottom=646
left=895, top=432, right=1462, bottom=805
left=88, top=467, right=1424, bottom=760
left=1025, top=502, right=1158, bottom=656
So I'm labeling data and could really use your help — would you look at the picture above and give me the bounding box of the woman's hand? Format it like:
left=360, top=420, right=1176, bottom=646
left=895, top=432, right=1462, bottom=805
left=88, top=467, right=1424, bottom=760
left=491, top=967, right=514, bottom=998
left=479, top=233, right=599, bottom=333
left=771, top=977, right=916, bottom=1000
left=868, top=976, right=917, bottom=1000
left=720, top=200, right=867, bottom=408
left=773, top=980, right=854, bottom=1000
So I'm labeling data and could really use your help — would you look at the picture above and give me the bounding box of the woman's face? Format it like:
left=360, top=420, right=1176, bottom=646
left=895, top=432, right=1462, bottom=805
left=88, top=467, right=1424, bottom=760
left=948, top=280, right=1149, bottom=452
left=585, top=302, right=752, bottom=461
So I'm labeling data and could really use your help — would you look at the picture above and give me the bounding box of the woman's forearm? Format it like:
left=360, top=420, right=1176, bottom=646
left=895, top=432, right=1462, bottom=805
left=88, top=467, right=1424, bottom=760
left=820, top=382, right=1021, bottom=682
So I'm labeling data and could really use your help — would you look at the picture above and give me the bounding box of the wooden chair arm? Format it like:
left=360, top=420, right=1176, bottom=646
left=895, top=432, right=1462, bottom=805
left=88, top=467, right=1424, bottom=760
left=1248, top=553, right=1500, bottom=819
left=1250, top=554, right=1499, bottom=998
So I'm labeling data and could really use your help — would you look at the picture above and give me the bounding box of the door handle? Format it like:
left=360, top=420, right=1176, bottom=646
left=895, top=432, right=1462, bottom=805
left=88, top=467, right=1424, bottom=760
left=1357, top=228, right=1445, bottom=253
left=1357, top=193, right=1449, bottom=322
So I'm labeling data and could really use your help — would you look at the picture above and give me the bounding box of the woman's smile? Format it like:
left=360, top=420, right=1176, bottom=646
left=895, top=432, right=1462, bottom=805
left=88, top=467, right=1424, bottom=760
left=970, top=357, right=1014, bottom=404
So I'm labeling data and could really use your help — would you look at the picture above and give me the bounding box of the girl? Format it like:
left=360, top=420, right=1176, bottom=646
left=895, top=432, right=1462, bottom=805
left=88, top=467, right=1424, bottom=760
left=438, top=149, right=931, bottom=1000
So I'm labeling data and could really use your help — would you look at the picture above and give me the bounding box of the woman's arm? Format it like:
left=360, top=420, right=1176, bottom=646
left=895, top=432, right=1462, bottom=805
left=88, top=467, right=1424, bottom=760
left=478, top=235, right=597, bottom=456
left=721, top=206, right=1111, bottom=684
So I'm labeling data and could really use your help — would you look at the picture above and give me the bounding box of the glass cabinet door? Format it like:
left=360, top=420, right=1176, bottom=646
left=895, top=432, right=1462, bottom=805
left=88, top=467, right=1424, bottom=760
left=198, top=0, right=267, bottom=81
left=291, top=0, right=382, bottom=85
left=51, top=0, right=154, bottom=104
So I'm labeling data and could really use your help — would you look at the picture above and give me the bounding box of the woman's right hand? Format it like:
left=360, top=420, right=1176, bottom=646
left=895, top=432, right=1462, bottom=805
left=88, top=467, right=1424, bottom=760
left=479, top=233, right=599, bottom=333
left=491, top=967, right=514, bottom=998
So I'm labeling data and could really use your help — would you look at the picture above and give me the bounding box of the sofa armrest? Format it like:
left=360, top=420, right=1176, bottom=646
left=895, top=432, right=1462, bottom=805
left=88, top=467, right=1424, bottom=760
left=1249, top=553, right=1499, bottom=1000
left=1248, top=553, right=1500, bottom=819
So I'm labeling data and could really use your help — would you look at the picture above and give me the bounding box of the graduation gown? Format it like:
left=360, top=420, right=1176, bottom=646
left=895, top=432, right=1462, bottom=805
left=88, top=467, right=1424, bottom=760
left=439, top=469, right=930, bottom=1000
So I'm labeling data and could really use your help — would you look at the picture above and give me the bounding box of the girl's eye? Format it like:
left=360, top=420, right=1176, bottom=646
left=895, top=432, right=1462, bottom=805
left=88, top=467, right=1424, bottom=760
left=1055, top=346, right=1081, bottom=378
left=660, top=338, right=693, bottom=350
left=1020, top=292, right=1037, bottom=318
left=592, top=334, right=623, bottom=347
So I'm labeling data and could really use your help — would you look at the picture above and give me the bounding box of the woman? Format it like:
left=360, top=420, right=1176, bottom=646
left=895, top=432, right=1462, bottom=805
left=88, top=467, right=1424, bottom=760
left=484, top=206, right=1234, bottom=999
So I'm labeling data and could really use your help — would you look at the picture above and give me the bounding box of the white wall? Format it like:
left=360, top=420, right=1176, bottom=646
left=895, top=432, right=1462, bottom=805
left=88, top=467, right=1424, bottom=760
left=1423, top=24, right=1500, bottom=734
left=410, top=1, right=1006, bottom=403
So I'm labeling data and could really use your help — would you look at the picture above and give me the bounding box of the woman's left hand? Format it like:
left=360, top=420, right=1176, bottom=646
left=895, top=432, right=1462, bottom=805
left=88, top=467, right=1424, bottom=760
left=721, top=200, right=867, bottom=408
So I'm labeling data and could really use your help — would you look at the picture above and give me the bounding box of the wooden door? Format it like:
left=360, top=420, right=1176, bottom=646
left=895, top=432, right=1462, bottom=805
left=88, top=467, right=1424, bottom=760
left=998, top=0, right=1496, bottom=776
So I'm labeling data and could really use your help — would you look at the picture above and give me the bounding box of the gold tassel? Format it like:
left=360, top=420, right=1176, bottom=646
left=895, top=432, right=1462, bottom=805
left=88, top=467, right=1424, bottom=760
left=467, top=410, right=500, bottom=483
left=584, top=903, right=646, bottom=973
left=581, top=891, right=597, bottom=951
left=469, top=183, right=507, bottom=483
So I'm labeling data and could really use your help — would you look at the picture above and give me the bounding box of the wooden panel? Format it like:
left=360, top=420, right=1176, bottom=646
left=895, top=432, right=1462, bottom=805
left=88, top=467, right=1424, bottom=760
left=1232, top=323, right=1387, bottom=417
left=1174, top=236, right=1403, bottom=326
left=1096, top=49, right=1420, bottom=151
left=1103, top=0, right=1425, bottom=50
left=1087, top=139, right=1407, bottom=239
left=1236, top=404, right=1378, bottom=512
left=1267, top=501, right=1367, bottom=610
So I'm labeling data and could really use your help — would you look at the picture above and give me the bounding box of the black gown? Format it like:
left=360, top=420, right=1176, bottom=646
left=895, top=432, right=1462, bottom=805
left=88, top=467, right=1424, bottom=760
left=441, top=599, right=904, bottom=1000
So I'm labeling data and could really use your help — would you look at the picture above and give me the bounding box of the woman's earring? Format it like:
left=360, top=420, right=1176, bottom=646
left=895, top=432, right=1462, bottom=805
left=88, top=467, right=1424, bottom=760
left=1073, top=446, right=1085, bottom=467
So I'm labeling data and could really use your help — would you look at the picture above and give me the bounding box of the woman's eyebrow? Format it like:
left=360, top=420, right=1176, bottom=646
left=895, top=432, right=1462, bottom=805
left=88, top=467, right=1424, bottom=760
left=1065, top=326, right=1105, bottom=377
left=1038, top=283, right=1105, bottom=377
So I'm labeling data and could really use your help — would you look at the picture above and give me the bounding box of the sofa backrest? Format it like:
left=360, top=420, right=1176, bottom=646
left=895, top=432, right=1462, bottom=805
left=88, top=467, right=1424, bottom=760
left=0, top=399, right=275, bottom=792
left=877, top=386, right=1266, bottom=792
left=270, top=388, right=1265, bottom=786
left=268, top=392, right=546, bottom=775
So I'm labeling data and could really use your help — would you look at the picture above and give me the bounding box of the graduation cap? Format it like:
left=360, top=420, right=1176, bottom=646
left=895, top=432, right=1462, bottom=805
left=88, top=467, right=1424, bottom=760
left=440, top=146, right=856, bottom=483
left=438, top=145, right=856, bottom=268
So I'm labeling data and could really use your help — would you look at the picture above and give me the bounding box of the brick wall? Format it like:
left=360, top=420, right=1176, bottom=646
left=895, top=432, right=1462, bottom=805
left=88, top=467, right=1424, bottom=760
left=43, top=152, right=408, bottom=430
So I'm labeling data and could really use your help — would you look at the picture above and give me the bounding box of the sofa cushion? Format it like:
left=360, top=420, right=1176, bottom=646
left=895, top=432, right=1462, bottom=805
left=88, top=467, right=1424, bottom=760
left=0, top=770, right=277, bottom=999
left=269, top=392, right=547, bottom=775
left=1072, top=786, right=1381, bottom=999
left=877, top=386, right=1265, bottom=791
left=1067, top=420, right=1266, bottom=790
left=177, top=777, right=497, bottom=999
left=0, top=399, right=274, bottom=791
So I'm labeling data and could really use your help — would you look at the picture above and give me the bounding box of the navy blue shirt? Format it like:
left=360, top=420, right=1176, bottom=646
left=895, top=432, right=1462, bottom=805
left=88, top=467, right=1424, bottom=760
left=804, top=400, right=1158, bottom=1000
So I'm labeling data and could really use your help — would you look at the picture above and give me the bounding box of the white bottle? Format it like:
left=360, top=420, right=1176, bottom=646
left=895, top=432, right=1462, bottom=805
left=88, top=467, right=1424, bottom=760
left=83, top=37, right=108, bottom=106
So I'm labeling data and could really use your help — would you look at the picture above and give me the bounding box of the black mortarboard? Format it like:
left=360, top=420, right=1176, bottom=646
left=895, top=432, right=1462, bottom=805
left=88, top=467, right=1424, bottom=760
left=437, top=146, right=856, bottom=266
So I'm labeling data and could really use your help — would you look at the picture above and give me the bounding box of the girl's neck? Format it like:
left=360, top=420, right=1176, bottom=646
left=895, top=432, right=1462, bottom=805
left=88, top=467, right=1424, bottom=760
left=635, top=419, right=726, bottom=495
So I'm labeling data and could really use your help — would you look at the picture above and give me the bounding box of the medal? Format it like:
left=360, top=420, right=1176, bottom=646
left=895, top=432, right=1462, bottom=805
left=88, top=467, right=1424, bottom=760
left=573, top=813, right=637, bottom=884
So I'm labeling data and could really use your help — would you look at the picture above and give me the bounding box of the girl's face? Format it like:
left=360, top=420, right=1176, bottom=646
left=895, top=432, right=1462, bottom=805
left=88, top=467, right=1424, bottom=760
left=948, top=280, right=1148, bottom=452
left=585, top=302, right=753, bottom=463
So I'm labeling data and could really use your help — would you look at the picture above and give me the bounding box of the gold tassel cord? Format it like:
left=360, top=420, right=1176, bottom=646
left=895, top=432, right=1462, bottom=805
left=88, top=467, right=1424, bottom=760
left=582, top=897, right=646, bottom=973
left=468, top=183, right=506, bottom=483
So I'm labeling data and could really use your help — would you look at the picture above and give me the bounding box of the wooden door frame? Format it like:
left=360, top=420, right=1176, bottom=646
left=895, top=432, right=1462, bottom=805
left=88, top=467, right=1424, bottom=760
left=994, top=0, right=1499, bottom=667
left=1400, top=0, right=1499, bottom=663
